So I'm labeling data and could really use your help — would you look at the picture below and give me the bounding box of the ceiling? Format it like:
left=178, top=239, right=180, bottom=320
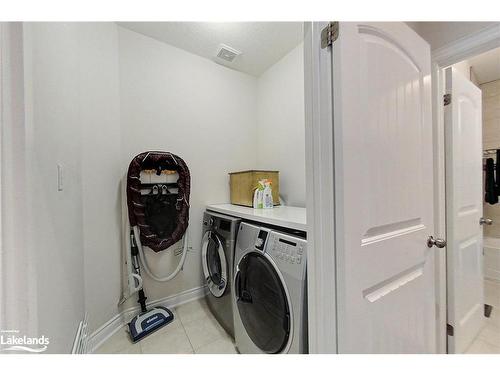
left=468, top=47, right=500, bottom=84
left=118, top=22, right=304, bottom=77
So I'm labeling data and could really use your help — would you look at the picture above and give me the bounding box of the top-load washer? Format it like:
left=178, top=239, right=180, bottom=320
left=232, top=222, right=307, bottom=354
left=201, top=211, right=241, bottom=338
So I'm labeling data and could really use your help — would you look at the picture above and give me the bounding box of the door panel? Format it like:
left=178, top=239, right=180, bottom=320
left=333, top=22, right=435, bottom=353
left=445, top=67, right=484, bottom=354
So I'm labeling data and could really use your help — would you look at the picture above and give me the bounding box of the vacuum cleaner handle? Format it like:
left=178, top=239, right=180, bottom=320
left=127, top=228, right=144, bottom=294
left=129, top=273, right=143, bottom=294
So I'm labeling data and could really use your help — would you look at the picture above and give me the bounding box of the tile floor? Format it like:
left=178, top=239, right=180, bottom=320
left=96, top=280, right=500, bottom=354
left=465, top=279, right=500, bottom=354
left=94, top=298, right=237, bottom=354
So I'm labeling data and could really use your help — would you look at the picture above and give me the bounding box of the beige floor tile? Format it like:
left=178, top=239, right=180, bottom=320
left=195, top=336, right=237, bottom=354
left=485, top=280, right=500, bottom=307
left=140, top=324, right=193, bottom=354
left=114, top=344, right=142, bottom=354
left=93, top=300, right=237, bottom=355
left=176, top=298, right=212, bottom=325
left=487, top=307, right=500, bottom=328
left=465, top=338, right=500, bottom=354
left=94, top=327, right=134, bottom=354
left=479, top=323, right=500, bottom=347
left=183, top=314, right=227, bottom=350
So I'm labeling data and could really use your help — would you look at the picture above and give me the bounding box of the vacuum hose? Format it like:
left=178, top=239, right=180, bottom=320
left=133, top=225, right=188, bottom=282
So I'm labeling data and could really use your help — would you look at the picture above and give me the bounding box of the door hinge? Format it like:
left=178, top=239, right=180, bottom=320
left=447, top=324, right=454, bottom=336
left=321, top=22, right=339, bottom=49
left=443, top=93, right=451, bottom=106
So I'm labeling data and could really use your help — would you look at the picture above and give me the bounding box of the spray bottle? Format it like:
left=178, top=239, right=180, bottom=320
left=263, top=180, right=273, bottom=209
left=253, top=179, right=265, bottom=209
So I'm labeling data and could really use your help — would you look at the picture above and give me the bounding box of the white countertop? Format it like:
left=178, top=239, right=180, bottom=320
left=206, top=204, right=306, bottom=232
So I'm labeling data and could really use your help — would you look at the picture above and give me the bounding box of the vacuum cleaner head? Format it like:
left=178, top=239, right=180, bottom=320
left=128, top=306, right=174, bottom=343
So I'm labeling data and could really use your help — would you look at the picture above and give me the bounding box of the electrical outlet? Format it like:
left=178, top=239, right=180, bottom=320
left=174, top=246, right=183, bottom=257
left=175, top=245, right=193, bottom=256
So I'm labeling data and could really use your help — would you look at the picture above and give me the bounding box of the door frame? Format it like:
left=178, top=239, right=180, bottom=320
left=304, top=21, right=337, bottom=354
left=0, top=22, right=4, bottom=331
left=432, top=23, right=500, bottom=354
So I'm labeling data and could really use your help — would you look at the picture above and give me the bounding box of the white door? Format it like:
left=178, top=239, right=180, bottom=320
left=332, top=22, right=436, bottom=353
left=444, top=67, right=484, bottom=354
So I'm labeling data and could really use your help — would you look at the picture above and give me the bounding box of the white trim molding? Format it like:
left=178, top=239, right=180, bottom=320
left=431, top=62, right=448, bottom=354
left=432, top=24, right=500, bottom=67
left=89, top=285, right=207, bottom=353
left=0, top=23, right=4, bottom=333
left=304, top=21, right=337, bottom=354
left=71, top=313, right=90, bottom=354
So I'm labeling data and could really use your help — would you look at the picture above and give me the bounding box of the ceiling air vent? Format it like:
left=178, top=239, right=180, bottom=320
left=216, top=44, right=241, bottom=63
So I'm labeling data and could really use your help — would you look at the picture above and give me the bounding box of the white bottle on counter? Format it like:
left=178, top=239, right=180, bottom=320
left=253, top=180, right=265, bottom=209
left=263, top=181, right=273, bottom=209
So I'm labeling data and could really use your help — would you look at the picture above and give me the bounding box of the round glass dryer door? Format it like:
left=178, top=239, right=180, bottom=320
left=235, top=252, right=291, bottom=353
left=201, top=231, right=228, bottom=298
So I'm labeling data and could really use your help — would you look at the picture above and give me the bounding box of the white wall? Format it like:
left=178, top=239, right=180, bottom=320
left=452, top=60, right=470, bottom=79
left=452, top=60, right=479, bottom=86
left=256, top=43, right=305, bottom=207
left=118, top=26, right=258, bottom=306
left=78, top=23, right=123, bottom=333
left=20, top=22, right=123, bottom=352
left=23, top=23, right=86, bottom=353
left=0, top=22, right=38, bottom=342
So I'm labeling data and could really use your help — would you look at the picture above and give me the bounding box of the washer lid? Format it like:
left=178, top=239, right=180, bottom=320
left=235, top=251, right=291, bottom=353
left=201, top=231, right=228, bottom=298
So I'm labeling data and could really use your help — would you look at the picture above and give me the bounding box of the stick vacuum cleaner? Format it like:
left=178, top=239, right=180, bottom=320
left=123, top=151, right=191, bottom=343
left=127, top=230, right=173, bottom=342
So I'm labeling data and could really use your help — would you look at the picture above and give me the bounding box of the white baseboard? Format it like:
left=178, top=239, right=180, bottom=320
left=71, top=313, right=90, bottom=354
left=89, top=285, right=207, bottom=353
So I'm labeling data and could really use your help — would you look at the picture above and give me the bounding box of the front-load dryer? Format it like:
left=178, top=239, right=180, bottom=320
left=201, top=211, right=241, bottom=338
left=233, top=222, right=308, bottom=354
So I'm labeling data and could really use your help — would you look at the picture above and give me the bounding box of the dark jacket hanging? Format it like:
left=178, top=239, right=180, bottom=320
left=485, top=157, right=498, bottom=204
left=495, top=150, right=500, bottom=196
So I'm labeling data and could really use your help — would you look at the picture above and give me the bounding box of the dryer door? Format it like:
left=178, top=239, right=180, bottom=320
left=234, top=251, right=291, bottom=353
left=201, top=231, right=228, bottom=298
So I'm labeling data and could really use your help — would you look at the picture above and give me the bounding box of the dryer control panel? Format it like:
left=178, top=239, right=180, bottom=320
left=271, top=237, right=304, bottom=264
left=267, top=231, right=307, bottom=273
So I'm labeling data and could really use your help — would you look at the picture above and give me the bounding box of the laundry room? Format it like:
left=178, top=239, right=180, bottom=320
left=3, top=22, right=307, bottom=354
left=5, top=15, right=500, bottom=363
